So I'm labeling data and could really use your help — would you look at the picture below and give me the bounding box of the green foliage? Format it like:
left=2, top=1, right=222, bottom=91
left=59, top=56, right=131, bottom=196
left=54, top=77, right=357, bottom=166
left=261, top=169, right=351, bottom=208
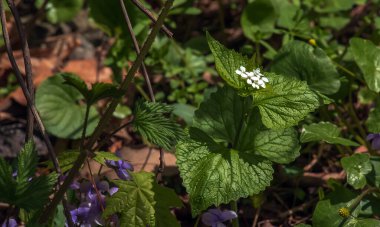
left=0, top=141, right=57, bottom=211
left=35, top=73, right=100, bottom=139
left=103, top=172, right=181, bottom=227
left=241, top=0, right=276, bottom=41
left=313, top=184, right=380, bottom=227
left=206, top=32, right=256, bottom=93
left=176, top=86, right=301, bottom=215
left=350, top=38, right=380, bottom=93
left=35, top=0, right=84, bottom=24
left=133, top=101, right=184, bottom=151
left=271, top=41, right=341, bottom=95
left=366, top=106, right=380, bottom=133
left=93, top=151, right=121, bottom=166
left=341, top=154, right=372, bottom=189
left=300, top=122, right=359, bottom=146
left=62, top=73, right=121, bottom=105
left=172, top=103, right=196, bottom=125
left=367, top=156, right=380, bottom=188
left=46, top=150, right=79, bottom=173
left=253, top=74, right=320, bottom=129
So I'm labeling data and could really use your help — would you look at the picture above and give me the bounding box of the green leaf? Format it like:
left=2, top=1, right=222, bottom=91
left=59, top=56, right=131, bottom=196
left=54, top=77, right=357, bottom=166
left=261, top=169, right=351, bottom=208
left=153, top=183, right=182, bottom=227
left=341, top=154, right=372, bottom=189
left=15, top=173, right=58, bottom=211
left=103, top=172, right=181, bottom=227
left=172, top=103, right=196, bottom=126
left=366, top=106, right=380, bottom=133
left=367, top=156, right=380, bottom=187
left=36, top=74, right=100, bottom=139
left=36, top=0, right=84, bottom=23
left=89, top=82, right=120, bottom=104
left=133, top=101, right=184, bottom=151
left=113, top=104, right=132, bottom=119
left=176, top=128, right=273, bottom=215
left=62, top=73, right=89, bottom=100
left=193, top=85, right=252, bottom=144
left=300, top=122, right=359, bottom=146
left=312, top=185, right=359, bottom=227
left=271, top=41, right=341, bottom=95
left=0, top=156, right=16, bottom=203
left=241, top=0, right=276, bottom=41
left=103, top=172, right=156, bottom=226
left=350, top=38, right=380, bottom=93
left=358, top=87, right=377, bottom=105
left=253, top=74, right=320, bottom=129
left=346, top=218, right=380, bottom=227
left=206, top=32, right=256, bottom=92
left=254, top=128, right=300, bottom=164
left=62, top=73, right=121, bottom=105
left=16, top=141, right=38, bottom=185
left=93, top=151, right=121, bottom=166
left=46, top=150, right=80, bottom=173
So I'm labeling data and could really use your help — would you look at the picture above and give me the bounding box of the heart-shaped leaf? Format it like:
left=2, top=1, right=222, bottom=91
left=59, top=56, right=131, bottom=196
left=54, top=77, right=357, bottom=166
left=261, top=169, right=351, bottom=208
left=341, top=154, right=372, bottom=189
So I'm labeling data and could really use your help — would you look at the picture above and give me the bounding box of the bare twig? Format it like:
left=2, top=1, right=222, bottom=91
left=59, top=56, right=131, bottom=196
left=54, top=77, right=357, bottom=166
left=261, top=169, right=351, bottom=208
left=39, top=1, right=174, bottom=222
left=120, top=0, right=155, bottom=102
left=252, top=207, right=261, bottom=227
left=131, top=0, right=173, bottom=37
left=6, top=0, right=34, bottom=141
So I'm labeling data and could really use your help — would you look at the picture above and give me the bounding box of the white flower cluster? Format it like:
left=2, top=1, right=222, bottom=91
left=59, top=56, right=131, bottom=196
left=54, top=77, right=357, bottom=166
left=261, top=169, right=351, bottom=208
left=235, top=66, right=269, bottom=89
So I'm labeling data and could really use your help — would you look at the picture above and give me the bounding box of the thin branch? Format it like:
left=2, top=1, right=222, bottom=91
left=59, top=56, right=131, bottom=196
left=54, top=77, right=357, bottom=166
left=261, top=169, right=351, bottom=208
left=6, top=0, right=34, bottom=141
left=131, top=0, right=173, bottom=37
left=0, top=0, right=61, bottom=176
left=120, top=0, right=155, bottom=102
left=0, top=2, right=73, bottom=224
left=38, top=1, right=174, bottom=222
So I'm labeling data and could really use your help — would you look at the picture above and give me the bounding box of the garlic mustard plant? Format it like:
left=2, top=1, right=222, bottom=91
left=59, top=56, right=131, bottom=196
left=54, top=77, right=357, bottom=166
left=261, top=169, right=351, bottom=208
left=235, top=66, right=269, bottom=89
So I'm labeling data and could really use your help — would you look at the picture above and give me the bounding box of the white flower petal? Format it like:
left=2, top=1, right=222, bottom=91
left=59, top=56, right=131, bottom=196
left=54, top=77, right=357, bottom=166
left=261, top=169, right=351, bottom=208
left=260, top=83, right=266, bottom=88
left=247, top=72, right=254, bottom=77
left=240, top=66, right=246, bottom=72
left=261, top=77, right=269, bottom=82
left=241, top=73, right=248, bottom=78
left=235, top=70, right=242, bottom=75
left=251, top=76, right=259, bottom=81
left=258, top=80, right=264, bottom=85
left=247, top=79, right=253, bottom=84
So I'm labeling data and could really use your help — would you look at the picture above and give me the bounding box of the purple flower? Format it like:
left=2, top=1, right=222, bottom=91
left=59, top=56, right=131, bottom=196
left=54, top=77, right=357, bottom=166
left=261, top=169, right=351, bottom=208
left=202, top=208, right=238, bottom=227
left=367, top=133, right=380, bottom=150
left=1, top=218, right=17, bottom=227
left=105, top=159, right=133, bottom=180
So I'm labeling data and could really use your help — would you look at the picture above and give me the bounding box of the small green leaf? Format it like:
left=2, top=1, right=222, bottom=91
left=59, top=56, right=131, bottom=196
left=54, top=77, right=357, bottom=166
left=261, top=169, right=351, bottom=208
left=176, top=129, right=273, bottom=216
left=367, top=156, right=380, bottom=188
left=271, top=41, right=341, bottom=95
left=153, top=183, right=182, bottom=227
left=341, top=154, right=372, bottom=189
left=358, top=87, right=377, bottom=105
left=206, top=32, right=256, bottom=91
left=241, top=0, right=276, bottom=41
left=93, top=151, right=121, bottom=166
left=253, top=74, right=320, bottom=129
left=172, top=103, right=196, bottom=126
left=17, top=141, right=38, bottom=185
left=89, top=82, right=120, bottom=104
left=103, top=172, right=155, bottom=226
left=345, top=218, right=380, bottom=227
left=133, top=101, right=184, bottom=151
left=15, top=173, right=58, bottom=211
left=0, top=156, right=16, bottom=203
left=350, top=38, right=380, bottom=93
left=36, top=0, right=84, bottom=24
left=300, top=122, right=359, bottom=146
left=36, top=74, right=100, bottom=139
left=366, top=106, right=380, bottom=133
left=254, top=128, right=300, bottom=164
left=312, top=185, right=359, bottom=227
left=103, top=172, right=181, bottom=227
left=113, top=104, right=132, bottom=119
left=45, top=150, right=80, bottom=173
left=62, top=73, right=89, bottom=100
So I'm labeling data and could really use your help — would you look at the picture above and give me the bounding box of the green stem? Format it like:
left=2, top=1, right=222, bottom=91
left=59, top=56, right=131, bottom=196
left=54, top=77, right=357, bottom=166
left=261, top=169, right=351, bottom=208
left=255, top=42, right=261, bottom=65
left=230, top=200, right=239, bottom=227
left=80, top=105, right=91, bottom=151
left=348, top=187, right=380, bottom=212
left=193, top=215, right=201, bottom=227
left=38, top=1, right=174, bottom=223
